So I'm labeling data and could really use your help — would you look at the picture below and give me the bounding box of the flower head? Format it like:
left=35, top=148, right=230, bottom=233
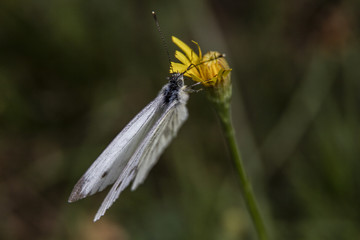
left=170, top=36, right=232, bottom=105
left=170, top=36, right=232, bottom=88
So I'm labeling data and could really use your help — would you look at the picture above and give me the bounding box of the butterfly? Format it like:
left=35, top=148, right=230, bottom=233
left=68, top=72, right=192, bottom=221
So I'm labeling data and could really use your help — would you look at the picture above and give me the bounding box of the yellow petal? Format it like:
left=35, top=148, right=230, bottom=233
left=170, top=62, right=188, bottom=73
left=172, top=36, right=199, bottom=63
left=175, top=50, right=190, bottom=65
left=186, top=67, right=201, bottom=78
left=190, top=73, right=203, bottom=83
left=220, top=69, right=232, bottom=79
left=191, top=40, right=202, bottom=59
left=201, top=77, right=217, bottom=87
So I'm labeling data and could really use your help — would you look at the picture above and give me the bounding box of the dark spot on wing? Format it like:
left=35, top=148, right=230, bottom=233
left=101, top=171, right=108, bottom=178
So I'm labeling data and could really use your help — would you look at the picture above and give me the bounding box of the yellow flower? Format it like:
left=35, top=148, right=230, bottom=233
left=170, top=36, right=232, bottom=88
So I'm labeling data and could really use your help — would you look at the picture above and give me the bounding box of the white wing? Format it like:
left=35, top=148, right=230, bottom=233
left=132, top=99, right=188, bottom=190
left=93, top=95, right=188, bottom=221
left=68, top=94, right=163, bottom=202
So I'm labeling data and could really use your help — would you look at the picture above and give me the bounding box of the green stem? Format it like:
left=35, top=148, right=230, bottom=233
left=214, top=101, right=268, bottom=240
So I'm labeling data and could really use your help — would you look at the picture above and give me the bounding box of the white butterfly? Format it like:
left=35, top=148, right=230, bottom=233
left=68, top=72, right=191, bottom=221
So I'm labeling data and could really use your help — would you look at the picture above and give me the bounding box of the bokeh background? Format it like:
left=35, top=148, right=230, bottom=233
left=1, top=0, right=360, bottom=239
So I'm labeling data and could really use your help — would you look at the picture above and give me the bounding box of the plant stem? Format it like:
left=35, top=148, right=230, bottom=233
left=214, top=101, right=268, bottom=240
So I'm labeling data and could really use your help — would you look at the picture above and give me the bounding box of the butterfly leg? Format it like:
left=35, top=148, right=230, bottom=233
left=185, top=82, right=203, bottom=93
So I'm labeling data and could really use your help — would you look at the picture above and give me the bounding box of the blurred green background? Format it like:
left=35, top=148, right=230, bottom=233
left=1, top=0, right=360, bottom=239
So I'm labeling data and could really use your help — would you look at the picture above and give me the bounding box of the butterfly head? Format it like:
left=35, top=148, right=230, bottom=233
left=167, top=72, right=184, bottom=88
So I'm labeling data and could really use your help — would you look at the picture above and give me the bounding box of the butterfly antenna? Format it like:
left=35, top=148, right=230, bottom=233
left=182, top=53, right=225, bottom=75
left=152, top=11, right=173, bottom=72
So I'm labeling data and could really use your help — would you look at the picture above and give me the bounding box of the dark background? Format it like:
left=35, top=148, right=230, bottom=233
left=1, top=0, right=360, bottom=239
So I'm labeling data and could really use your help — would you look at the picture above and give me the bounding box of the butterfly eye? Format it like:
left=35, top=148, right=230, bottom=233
left=176, top=77, right=184, bottom=87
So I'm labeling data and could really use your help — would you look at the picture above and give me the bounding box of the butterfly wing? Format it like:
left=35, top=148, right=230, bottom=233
left=131, top=99, right=188, bottom=190
left=93, top=94, right=188, bottom=221
left=68, top=94, right=163, bottom=202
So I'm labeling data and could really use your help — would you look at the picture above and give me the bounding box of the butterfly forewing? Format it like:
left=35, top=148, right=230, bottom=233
left=68, top=94, right=163, bottom=202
